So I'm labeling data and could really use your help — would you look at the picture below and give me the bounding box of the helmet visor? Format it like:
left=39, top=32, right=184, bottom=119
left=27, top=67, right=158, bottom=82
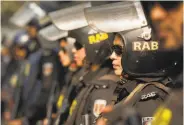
left=84, top=1, right=147, bottom=33
left=10, top=2, right=46, bottom=27
left=49, top=2, right=91, bottom=31
left=38, top=24, right=68, bottom=41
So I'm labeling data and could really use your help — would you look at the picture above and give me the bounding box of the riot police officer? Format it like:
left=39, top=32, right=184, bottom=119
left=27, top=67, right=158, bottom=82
left=1, top=30, right=33, bottom=122
left=43, top=38, right=87, bottom=125
left=50, top=3, right=122, bottom=125
left=33, top=23, right=81, bottom=125
left=82, top=1, right=182, bottom=125
left=6, top=2, right=49, bottom=125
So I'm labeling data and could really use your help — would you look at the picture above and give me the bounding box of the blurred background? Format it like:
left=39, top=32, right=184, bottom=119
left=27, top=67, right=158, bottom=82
left=1, top=1, right=26, bottom=41
left=1, top=1, right=82, bottom=41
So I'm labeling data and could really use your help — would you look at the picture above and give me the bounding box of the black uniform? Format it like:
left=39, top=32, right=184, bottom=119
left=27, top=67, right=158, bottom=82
left=1, top=51, right=13, bottom=84
left=82, top=1, right=183, bottom=125
left=1, top=60, right=27, bottom=114
left=64, top=60, right=117, bottom=125
left=52, top=25, right=116, bottom=125
left=53, top=67, right=88, bottom=125
left=152, top=71, right=183, bottom=125
left=1, top=31, right=35, bottom=120
left=101, top=77, right=172, bottom=125
left=152, top=90, right=183, bottom=125
left=22, top=50, right=60, bottom=125
left=47, top=3, right=117, bottom=125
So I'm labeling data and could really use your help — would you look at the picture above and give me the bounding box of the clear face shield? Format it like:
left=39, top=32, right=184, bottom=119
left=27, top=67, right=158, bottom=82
left=38, top=24, right=68, bottom=42
left=38, top=24, right=68, bottom=50
left=9, top=2, right=46, bottom=27
left=84, top=1, right=147, bottom=33
left=49, top=2, right=91, bottom=31
left=38, top=15, right=51, bottom=27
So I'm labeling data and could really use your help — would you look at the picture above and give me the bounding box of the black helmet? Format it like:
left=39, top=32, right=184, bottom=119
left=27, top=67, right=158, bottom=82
left=13, top=31, right=30, bottom=49
left=13, top=30, right=42, bottom=55
left=69, top=26, right=115, bottom=65
left=48, top=2, right=115, bottom=65
left=84, top=1, right=183, bottom=77
left=118, top=27, right=182, bottom=77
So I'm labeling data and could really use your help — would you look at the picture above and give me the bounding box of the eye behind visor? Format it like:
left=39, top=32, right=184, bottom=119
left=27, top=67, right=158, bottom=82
left=74, top=41, right=83, bottom=50
left=111, top=45, right=124, bottom=56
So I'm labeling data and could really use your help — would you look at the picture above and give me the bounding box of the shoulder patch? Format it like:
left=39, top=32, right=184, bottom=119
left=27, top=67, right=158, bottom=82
left=93, top=99, right=107, bottom=117
left=42, top=62, right=53, bottom=76
left=24, top=63, right=31, bottom=76
left=141, top=91, right=157, bottom=101
left=10, top=75, right=18, bottom=87
left=142, top=117, right=154, bottom=125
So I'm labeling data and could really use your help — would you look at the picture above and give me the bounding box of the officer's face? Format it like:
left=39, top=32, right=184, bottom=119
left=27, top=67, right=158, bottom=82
left=110, top=35, right=123, bottom=76
left=72, top=47, right=86, bottom=67
left=59, top=39, right=67, bottom=48
left=27, top=26, right=37, bottom=38
left=150, top=2, right=183, bottom=50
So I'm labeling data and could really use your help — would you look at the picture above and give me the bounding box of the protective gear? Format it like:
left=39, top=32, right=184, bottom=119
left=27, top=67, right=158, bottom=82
left=22, top=50, right=61, bottom=125
left=38, top=15, right=52, bottom=29
left=69, top=26, right=115, bottom=65
left=84, top=1, right=183, bottom=78
left=53, top=67, right=88, bottom=125
left=13, top=31, right=40, bottom=57
left=39, top=1, right=82, bottom=13
left=152, top=90, right=183, bottom=125
left=111, top=44, right=124, bottom=56
left=9, top=2, right=46, bottom=27
left=49, top=2, right=91, bottom=31
left=38, top=24, right=75, bottom=62
left=48, top=1, right=116, bottom=64
left=97, top=77, right=172, bottom=125
left=1, top=36, right=13, bottom=83
left=38, top=24, right=68, bottom=50
left=12, top=31, right=32, bottom=58
left=64, top=64, right=117, bottom=125
left=49, top=1, right=113, bottom=31
left=84, top=1, right=147, bottom=33
left=82, top=2, right=181, bottom=125
left=1, top=58, right=28, bottom=120
left=13, top=31, right=30, bottom=48
left=152, top=70, right=183, bottom=125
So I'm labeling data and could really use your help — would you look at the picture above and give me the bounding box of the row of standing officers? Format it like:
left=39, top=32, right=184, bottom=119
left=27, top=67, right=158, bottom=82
left=1, top=1, right=183, bottom=125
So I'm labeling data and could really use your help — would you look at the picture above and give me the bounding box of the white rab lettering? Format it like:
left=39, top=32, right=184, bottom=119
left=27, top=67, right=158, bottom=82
left=133, top=41, right=158, bottom=51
